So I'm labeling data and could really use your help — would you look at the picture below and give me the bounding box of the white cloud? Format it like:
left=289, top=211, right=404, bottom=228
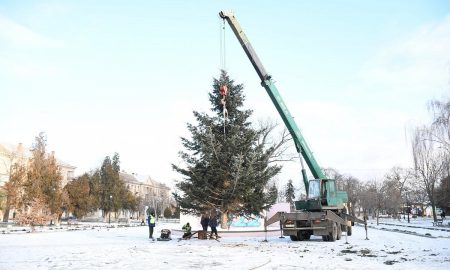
left=361, top=14, right=450, bottom=93
left=0, top=15, right=63, bottom=48
left=10, top=63, right=63, bottom=78
left=250, top=95, right=415, bottom=185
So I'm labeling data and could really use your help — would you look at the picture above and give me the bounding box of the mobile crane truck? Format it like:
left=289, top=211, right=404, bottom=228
left=219, top=11, right=365, bottom=242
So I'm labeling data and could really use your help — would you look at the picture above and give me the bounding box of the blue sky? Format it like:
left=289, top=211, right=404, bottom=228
left=1, top=1, right=449, bottom=191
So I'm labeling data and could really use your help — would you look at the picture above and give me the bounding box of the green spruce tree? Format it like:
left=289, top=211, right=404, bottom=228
left=285, top=179, right=295, bottom=209
left=97, top=153, right=137, bottom=220
left=64, top=173, right=92, bottom=219
left=99, top=153, right=123, bottom=220
left=173, top=70, right=280, bottom=228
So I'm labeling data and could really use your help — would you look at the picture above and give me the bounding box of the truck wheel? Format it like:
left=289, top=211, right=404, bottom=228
left=304, top=232, right=311, bottom=240
left=322, top=235, right=329, bottom=241
left=297, top=231, right=305, bottom=241
left=328, top=222, right=337, bottom=242
left=297, top=231, right=311, bottom=241
left=336, top=225, right=342, bottom=240
left=347, top=226, right=352, bottom=236
left=290, top=235, right=298, bottom=241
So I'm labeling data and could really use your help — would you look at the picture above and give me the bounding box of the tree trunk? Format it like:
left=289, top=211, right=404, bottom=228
left=350, top=203, right=356, bottom=217
left=430, top=200, right=438, bottom=222
left=2, top=195, right=11, bottom=222
left=2, top=206, right=10, bottom=222
left=376, top=209, right=379, bottom=226
left=220, top=210, right=228, bottom=229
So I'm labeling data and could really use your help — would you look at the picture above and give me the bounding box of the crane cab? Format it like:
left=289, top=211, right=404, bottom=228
left=295, top=179, right=348, bottom=211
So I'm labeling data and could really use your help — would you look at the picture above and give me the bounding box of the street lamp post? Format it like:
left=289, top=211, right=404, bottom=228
left=109, top=195, right=113, bottom=224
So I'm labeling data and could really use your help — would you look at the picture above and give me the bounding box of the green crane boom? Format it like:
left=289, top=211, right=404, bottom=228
left=219, top=11, right=326, bottom=194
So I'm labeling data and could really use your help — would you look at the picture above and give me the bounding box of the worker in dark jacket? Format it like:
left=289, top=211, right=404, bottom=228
left=208, top=215, right=218, bottom=239
left=200, top=214, right=210, bottom=232
left=147, top=212, right=156, bottom=240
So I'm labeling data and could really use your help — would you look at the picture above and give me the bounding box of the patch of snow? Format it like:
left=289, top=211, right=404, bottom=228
left=0, top=217, right=448, bottom=269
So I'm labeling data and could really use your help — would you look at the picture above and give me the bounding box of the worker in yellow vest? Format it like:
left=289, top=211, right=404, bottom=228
left=182, top=222, right=192, bottom=239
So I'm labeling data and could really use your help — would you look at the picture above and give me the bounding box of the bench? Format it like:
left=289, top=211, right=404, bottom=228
left=81, top=217, right=103, bottom=222
left=67, top=219, right=78, bottom=226
left=432, top=218, right=444, bottom=226
left=118, top=218, right=129, bottom=225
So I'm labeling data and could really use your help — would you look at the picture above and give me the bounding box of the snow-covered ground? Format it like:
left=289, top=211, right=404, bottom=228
left=0, top=217, right=449, bottom=270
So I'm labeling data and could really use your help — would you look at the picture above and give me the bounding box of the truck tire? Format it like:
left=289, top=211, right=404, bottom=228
left=296, top=231, right=311, bottom=241
left=347, top=226, right=352, bottom=236
left=337, top=224, right=342, bottom=240
left=328, top=222, right=337, bottom=242
left=290, top=235, right=298, bottom=241
left=304, top=231, right=312, bottom=240
left=322, top=235, right=329, bottom=241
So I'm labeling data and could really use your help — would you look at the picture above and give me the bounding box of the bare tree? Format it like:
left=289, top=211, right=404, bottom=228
left=384, top=167, right=414, bottom=219
left=359, top=180, right=386, bottom=225
left=429, top=98, right=450, bottom=154
left=323, top=167, right=344, bottom=182
left=256, top=120, right=295, bottom=164
left=343, top=175, right=361, bottom=216
left=381, top=177, right=402, bottom=219
left=436, top=175, right=450, bottom=213
left=429, top=97, right=450, bottom=212
left=412, top=127, right=447, bottom=221
left=405, top=173, right=428, bottom=215
left=275, top=179, right=285, bottom=203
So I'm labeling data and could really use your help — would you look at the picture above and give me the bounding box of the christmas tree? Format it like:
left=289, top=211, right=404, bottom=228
left=173, top=70, right=280, bottom=227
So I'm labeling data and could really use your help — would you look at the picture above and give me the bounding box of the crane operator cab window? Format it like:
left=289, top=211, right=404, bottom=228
left=308, top=180, right=321, bottom=199
left=321, top=180, right=328, bottom=206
